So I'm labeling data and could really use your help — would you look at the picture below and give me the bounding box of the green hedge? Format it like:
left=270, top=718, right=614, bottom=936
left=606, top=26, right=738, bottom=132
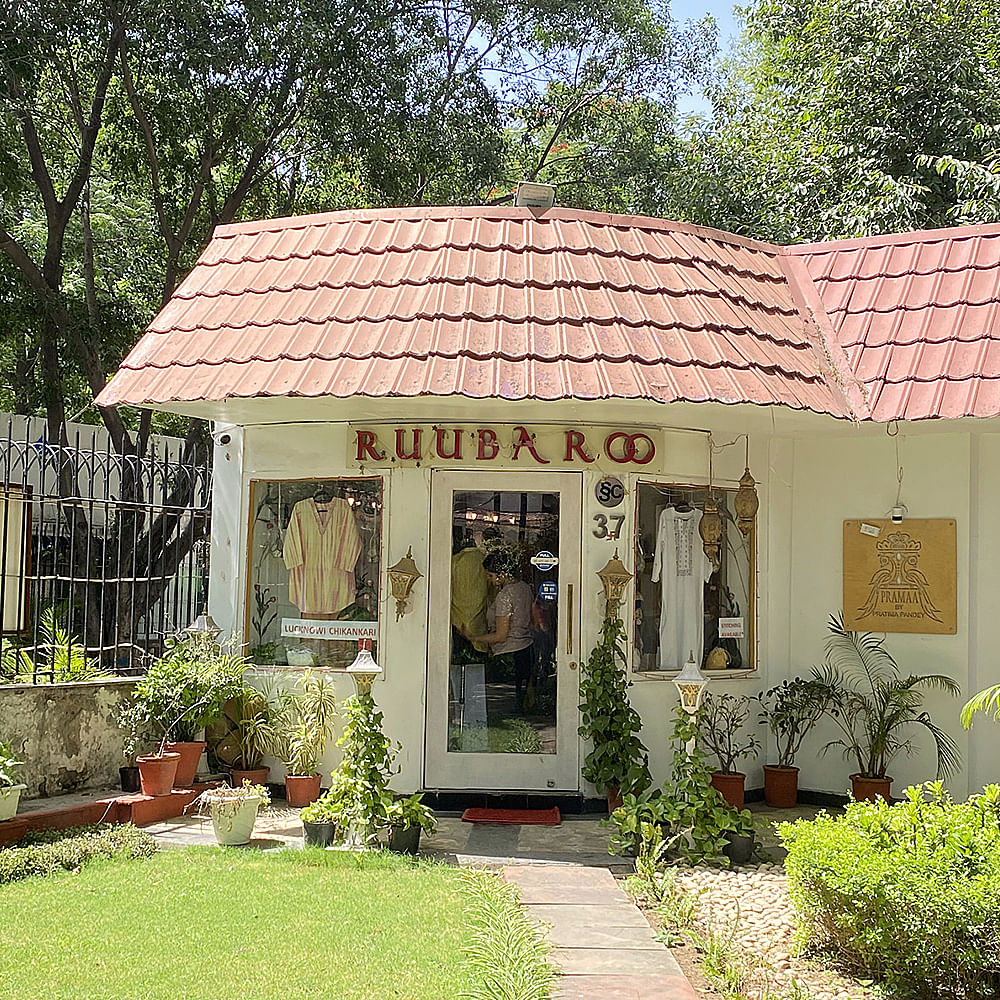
left=0, top=824, right=156, bottom=885
left=780, top=782, right=1000, bottom=1000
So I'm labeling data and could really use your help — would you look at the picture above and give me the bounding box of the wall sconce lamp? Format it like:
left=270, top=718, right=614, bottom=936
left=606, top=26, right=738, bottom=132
left=388, top=546, right=422, bottom=621
left=597, top=550, right=633, bottom=613
left=346, top=639, right=382, bottom=696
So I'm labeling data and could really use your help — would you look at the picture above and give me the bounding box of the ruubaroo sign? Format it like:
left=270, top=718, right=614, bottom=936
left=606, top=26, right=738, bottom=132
left=350, top=424, right=666, bottom=472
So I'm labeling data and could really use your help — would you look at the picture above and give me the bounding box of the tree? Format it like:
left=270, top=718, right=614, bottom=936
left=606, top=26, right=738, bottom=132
left=668, top=0, right=1000, bottom=242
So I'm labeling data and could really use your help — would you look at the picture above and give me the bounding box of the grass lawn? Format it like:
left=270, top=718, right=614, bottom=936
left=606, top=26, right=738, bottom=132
left=0, top=846, right=480, bottom=1000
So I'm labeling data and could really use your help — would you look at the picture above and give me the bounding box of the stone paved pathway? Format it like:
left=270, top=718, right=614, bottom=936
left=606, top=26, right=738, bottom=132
left=505, top=864, right=699, bottom=1000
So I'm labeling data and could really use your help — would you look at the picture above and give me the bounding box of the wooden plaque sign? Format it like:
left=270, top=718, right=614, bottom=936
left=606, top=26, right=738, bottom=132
left=843, top=519, right=957, bottom=635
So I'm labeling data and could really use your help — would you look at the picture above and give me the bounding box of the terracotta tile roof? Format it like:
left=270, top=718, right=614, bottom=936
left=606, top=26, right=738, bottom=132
left=790, top=224, right=1000, bottom=421
left=97, top=207, right=1000, bottom=423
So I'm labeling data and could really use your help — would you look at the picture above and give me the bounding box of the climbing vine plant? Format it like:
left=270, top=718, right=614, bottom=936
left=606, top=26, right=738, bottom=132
left=578, top=613, right=651, bottom=796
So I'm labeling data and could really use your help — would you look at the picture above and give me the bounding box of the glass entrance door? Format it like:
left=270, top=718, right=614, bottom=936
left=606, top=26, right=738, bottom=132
left=425, top=471, right=581, bottom=791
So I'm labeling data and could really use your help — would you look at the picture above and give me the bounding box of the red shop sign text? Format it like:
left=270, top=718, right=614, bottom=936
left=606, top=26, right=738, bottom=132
left=353, top=426, right=656, bottom=466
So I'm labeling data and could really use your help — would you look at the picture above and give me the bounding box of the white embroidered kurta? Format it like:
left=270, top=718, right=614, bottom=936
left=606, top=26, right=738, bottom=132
left=651, top=507, right=712, bottom=671
left=282, top=498, right=362, bottom=615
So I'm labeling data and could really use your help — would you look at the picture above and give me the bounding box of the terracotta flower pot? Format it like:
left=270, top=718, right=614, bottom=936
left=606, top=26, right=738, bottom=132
left=710, top=771, right=746, bottom=811
left=137, top=752, right=180, bottom=797
left=606, top=786, right=624, bottom=813
left=763, top=765, right=799, bottom=808
left=851, top=773, right=892, bottom=803
left=285, top=774, right=322, bottom=808
left=230, top=766, right=269, bottom=787
left=165, top=741, right=206, bottom=787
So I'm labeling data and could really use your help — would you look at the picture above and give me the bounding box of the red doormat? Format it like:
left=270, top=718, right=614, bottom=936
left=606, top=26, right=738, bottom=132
left=461, top=807, right=561, bottom=826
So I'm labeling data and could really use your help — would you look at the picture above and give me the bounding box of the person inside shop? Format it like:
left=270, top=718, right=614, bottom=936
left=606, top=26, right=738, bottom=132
left=463, top=546, right=534, bottom=712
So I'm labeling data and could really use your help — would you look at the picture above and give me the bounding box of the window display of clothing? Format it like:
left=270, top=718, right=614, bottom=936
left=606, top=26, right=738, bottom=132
left=451, top=545, right=488, bottom=651
left=282, top=497, right=362, bottom=616
left=651, top=506, right=712, bottom=671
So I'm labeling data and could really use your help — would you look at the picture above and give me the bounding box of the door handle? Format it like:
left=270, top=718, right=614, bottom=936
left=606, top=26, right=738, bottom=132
left=566, top=583, right=574, bottom=654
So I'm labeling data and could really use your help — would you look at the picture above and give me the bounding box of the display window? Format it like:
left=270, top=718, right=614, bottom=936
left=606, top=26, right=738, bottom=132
left=247, top=478, right=382, bottom=667
left=633, top=482, right=754, bottom=672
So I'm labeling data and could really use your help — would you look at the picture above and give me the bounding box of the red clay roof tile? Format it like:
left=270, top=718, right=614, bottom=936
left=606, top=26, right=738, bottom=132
left=97, top=207, right=1000, bottom=423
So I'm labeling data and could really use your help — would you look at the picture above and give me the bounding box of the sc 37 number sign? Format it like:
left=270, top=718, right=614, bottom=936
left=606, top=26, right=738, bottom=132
left=594, top=476, right=625, bottom=508
left=593, top=513, right=625, bottom=539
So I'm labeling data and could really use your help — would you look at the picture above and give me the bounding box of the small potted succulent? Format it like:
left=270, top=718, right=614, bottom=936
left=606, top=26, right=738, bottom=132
left=194, top=780, right=270, bottom=846
left=271, top=671, right=338, bottom=807
left=0, top=740, right=25, bottom=821
left=386, top=793, right=437, bottom=854
left=756, top=677, right=836, bottom=807
left=300, top=791, right=342, bottom=847
left=698, top=692, right=762, bottom=811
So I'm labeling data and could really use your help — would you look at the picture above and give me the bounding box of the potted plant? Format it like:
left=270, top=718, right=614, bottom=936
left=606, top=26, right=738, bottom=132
left=698, top=691, right=761, bottom=810
left=578, top=614, right=651, bottom=811
left=814, top=613, right=960, bottom=802
left=321, top=686, right=400, bottom=848
left=116, top=702, right=148, bottom=793
left=386, top=793, right=436, bottom=854
left=0, top=740, right=25, bottom=821
left=218, top=684, right=280, bottom=785
left=194, top=780, right=270, bottom=846
left=271, top=671, right=338, bottom=806
left=300, top=791, right=342, bottom=847
left=756, top=677, right=836, bottom=807
left=131, top=634, right=245, bottom=788
left=608, top=707, right=758, bottom=866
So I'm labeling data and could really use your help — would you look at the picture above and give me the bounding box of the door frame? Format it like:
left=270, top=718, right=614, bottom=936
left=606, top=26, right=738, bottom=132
left=423, top=469, right=582, bottom=792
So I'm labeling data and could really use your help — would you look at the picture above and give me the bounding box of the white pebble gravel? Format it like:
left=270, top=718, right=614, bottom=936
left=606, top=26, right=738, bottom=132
left=668, top=863, right=881, bottom=1000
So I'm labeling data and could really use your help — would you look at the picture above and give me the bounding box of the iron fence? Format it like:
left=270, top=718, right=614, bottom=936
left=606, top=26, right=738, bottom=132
left=0, top=421, right=212, bottom=682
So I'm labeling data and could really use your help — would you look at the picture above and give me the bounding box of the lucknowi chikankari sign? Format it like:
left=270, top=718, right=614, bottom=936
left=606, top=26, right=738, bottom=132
left=349, top=424, right=667, bottom=472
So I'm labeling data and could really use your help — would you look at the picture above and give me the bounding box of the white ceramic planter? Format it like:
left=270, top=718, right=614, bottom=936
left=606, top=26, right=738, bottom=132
left=208, top=795, right=261, bottom=846
left=0, top=784, right=26, bottom=822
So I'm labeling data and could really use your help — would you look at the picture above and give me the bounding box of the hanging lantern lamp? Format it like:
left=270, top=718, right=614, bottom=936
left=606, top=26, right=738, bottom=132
left=387, top=546, right=422, bottom=621
left=597, top=550, right=633, bottom=612
left=734, top=437, right=759, bottom=537
left=699, top=441, right=723, bottom=567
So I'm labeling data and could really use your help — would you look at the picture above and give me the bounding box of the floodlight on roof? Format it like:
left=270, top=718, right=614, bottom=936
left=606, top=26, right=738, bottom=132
left=514, top=181, right=556, bottom=209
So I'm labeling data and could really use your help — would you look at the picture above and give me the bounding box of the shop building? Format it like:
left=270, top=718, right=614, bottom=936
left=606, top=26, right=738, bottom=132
left=98, top=207, right=1000, bottom=802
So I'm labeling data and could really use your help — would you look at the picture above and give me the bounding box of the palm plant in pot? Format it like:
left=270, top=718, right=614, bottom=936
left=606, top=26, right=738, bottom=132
left=271, top=671, right=338, bottom=807
left=756, top=677, right=836, bottom=807
left=193, top=780, right=271, bottom=846
left=698, top=692, right=761, bottom=811
left=578, top=614, right=651, bottom=811
left=217, top=684, right=280, bottom=785
left=0, top=740, right=25, bottom=821
left=813, top=613, right=960, bottom=802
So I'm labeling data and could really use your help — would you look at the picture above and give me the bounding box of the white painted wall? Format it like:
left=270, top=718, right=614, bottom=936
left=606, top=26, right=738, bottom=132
left=207, top=409, right=1000, bottom=799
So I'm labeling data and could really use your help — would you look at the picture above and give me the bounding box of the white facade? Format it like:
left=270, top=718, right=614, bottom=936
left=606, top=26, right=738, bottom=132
left=206, top=395, right=997, bottom=800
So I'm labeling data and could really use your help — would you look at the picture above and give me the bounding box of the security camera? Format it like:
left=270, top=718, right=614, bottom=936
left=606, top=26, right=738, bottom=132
left=211, top=424, right=237, bottom=447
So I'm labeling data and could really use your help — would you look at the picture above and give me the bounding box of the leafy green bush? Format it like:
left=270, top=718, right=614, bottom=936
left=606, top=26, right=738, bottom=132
left=609, top=707, right=755, bottom=865
left=0, top=824, right=156, bottom=885
left=780, top=782, right=1000, bottom=999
